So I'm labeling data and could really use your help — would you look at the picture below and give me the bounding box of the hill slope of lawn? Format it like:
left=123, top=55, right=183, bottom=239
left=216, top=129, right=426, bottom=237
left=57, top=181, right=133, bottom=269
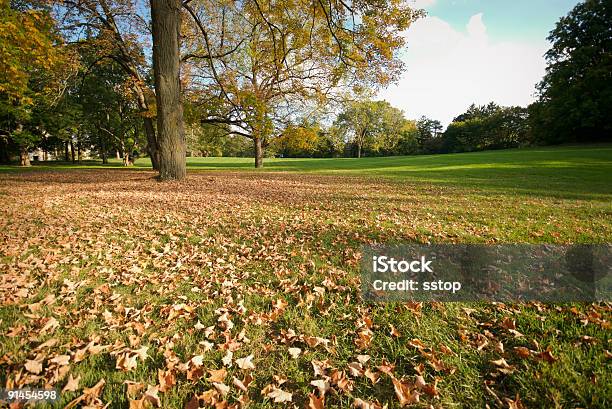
left=3, top=144, right=611, bottom=200
left=0, top=144, right=610, bottom=408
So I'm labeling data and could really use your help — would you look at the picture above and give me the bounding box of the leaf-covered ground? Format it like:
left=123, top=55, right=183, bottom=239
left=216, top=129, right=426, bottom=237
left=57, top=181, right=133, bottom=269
left=1, top=169, right=611, bottom=408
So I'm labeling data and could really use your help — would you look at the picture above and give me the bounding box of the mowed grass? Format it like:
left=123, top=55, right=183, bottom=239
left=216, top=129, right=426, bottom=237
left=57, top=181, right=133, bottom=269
left=0, top=145, right=611, bottom=408
left=2, top=144, right=611, bottom=200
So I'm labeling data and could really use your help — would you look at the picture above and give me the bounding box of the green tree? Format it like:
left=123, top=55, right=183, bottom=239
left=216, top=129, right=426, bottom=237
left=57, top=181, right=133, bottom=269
left=442, top=103, right=530, bottom=153
left=0, top=0, right=78, bottom=165
left=335, top=100, right=407, bottom=158
left=415, top=116, right=443, bottom=152
left=534, top=0, right=612, bottom=143
left=57, top=0, right=160, bottom=169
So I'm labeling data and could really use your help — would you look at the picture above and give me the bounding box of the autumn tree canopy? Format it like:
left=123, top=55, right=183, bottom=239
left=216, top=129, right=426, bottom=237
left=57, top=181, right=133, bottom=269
left=0, top=0, right=78, bottom=165
left=181, top=0, right=422, bottom=167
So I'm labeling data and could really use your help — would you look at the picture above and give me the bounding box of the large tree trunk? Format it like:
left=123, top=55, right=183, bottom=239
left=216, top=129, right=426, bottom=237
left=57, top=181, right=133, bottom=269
left=151, top=0, right=186, bottom=181
left=357, top=143, right=362, bottom=158
left=64, top=142, right=69, bottom=161
left=19, top=147, right=31, bottom=166
left=254, top=137, right=263, bottom=168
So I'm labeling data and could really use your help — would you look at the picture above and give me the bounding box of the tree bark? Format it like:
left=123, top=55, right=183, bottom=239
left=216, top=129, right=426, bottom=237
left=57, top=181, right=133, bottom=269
left=151, top=0, right=186, bottom=180
left=64, top=142, right=69, bottom=161
left=143, top=117, right=160, bottom=170
left=70, top=140, right=76, bottom=163
left=357, top=143, right=362, bottom=158
left=254, top=137, right=263, bottom=168
left=19, top=147, right=31, bottom=166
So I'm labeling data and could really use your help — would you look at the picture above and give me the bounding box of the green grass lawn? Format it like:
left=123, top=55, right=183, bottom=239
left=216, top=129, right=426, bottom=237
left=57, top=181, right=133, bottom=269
left=3, top=144, right=611, bottom=200
left=0, top=145, right=611, bottom=408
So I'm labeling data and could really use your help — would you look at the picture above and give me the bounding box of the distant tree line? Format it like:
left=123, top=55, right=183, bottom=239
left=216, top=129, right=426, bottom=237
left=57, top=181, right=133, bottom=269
left=0, top=0, right=609, bottom=167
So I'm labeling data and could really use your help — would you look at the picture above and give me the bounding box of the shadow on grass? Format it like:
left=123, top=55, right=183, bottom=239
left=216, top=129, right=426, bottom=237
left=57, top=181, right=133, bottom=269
left=1, top=145, right=610, bottom=201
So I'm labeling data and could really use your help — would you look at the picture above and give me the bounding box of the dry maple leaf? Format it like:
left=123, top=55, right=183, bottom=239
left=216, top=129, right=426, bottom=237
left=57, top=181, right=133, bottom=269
left=158, top=369, right=176, bottom=393
left=513, top=346, right=531, bottom=358
left=50, top=354, right=70, bottom=366
left=207, top=368, right=227, bottom=383
left=213, top=382, right=230, bottom=396
left=262, top=385, right=293, bottom=403
left=354, top=328, right=373, bottom=349
left=133, top=346, right=149, bottom=361
left=475, top=334, right=489, bottom=351
left=62, top=374, right=81, bottom=393
left=222, top=350, right=233, bottom=367
left=187, top=366, right=204, bottom=381
left=25, top=359, right=43, bottom=374
left=538, top=347, right=557, bottom=363
left=142, top=385, right=161, bottom=407
left=438, top=344, right=456, bottom=356
left=40, top=316, right=59, bottom=335
left=348, top=362, right=364, bottom=377
left=311, top=359, right=331, bottom=377
left=117, top=353, right=138, bottom=371
left=353, top=398, right=382, bottom=409
left=184, top=395, right=200, bottom=409
left=407, top=338, right=427, bottom=350
left=83, top=378, right=106, bottom=400
left=364, top=368, right=380, bottom=384
left=356, top=355, right=370, bottom=364
left=331, top=369, right=353, bottom=392
left=376, top=359, right=395, bottom=376
left=391, top=376, right=420, bottom=407
left=389, top=324, right=401, bottom=337
left=501, top=317, right=516, bottom=330
left=199, top=389, right=220, bottom=406
left=129, top=398, right=150, bottom=409
left=310, top=379, right=330, bottom=396
left=232, top=376, right=248, bottom=392
left=35, top=338, right=59, bottom=351
left=288, top=347, right=302, bottom=359
left=307, top=392, right=325, bottom=409
left=190, top=355, right=204, bottom=367
left=491, top=358, right=513, bottom=369
left=124, top=381, right=146, bottom=398
left=235, top=354, right=255, bottom=370
left=504, top=393, right=526, bottom=409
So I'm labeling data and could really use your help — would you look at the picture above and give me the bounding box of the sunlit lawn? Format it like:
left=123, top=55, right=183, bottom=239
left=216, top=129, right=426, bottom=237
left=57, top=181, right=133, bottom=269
left=0, top=144, right=611, bottom=408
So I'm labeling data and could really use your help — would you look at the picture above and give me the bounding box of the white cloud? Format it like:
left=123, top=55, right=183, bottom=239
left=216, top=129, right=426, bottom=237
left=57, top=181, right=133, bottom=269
left=378, top=14, right=549, bottom=126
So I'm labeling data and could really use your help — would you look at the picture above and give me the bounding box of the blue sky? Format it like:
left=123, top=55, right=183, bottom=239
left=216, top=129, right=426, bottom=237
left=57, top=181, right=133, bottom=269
left=379, top=0, right=582, bottom=126
left=424, top=0, right=581, bottom=42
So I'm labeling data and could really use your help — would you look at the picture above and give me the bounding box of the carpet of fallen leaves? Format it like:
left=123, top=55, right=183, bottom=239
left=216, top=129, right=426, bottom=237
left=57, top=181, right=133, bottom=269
left=1, top=170, right=611, bottom=409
